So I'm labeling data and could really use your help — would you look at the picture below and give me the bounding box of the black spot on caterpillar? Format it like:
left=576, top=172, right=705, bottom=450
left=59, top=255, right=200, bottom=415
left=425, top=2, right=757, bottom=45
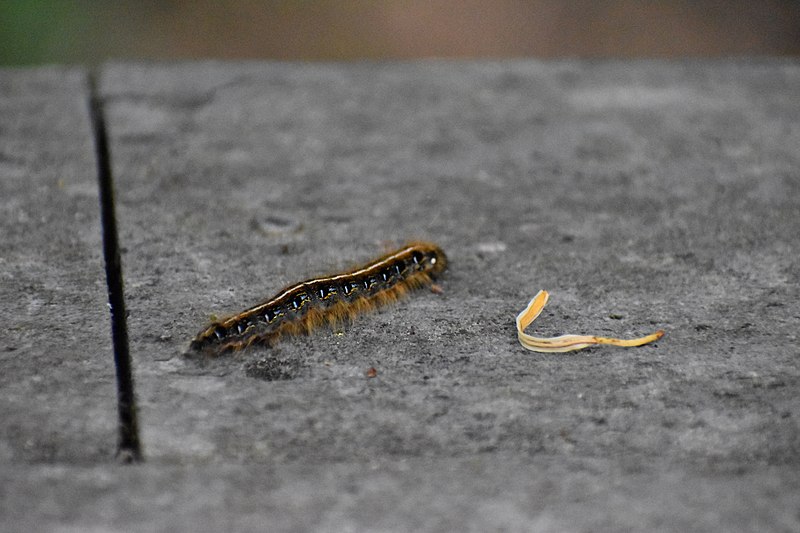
left=187, top=242, right=447, bottom=356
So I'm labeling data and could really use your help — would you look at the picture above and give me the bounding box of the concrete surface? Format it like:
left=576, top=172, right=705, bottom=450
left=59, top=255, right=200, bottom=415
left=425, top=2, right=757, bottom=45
left=0, top=67, right=116, bottom=464
left=1, top=60, right=798, bottom=532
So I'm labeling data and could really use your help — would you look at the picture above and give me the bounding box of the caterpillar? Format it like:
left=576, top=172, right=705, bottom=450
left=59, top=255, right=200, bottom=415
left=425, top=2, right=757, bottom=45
left=187, top=242, right=447, bottom=356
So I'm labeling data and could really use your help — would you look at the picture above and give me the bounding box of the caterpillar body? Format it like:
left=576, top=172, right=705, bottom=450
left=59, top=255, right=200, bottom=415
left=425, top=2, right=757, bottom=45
left=187, top=242, right=447, bottom=356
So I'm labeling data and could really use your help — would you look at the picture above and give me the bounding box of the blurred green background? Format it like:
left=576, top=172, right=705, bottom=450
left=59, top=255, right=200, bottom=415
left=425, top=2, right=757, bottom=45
left=1, top=0, right=799, bottom=65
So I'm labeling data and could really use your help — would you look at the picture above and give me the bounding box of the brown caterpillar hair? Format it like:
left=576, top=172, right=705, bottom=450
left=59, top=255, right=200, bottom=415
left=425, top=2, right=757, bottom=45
left=187, top=241, right=447, bottom=356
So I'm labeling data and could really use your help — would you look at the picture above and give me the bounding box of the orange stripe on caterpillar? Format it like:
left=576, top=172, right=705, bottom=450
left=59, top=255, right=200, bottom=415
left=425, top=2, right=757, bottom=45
left=187, top=242, right=447, bottom=356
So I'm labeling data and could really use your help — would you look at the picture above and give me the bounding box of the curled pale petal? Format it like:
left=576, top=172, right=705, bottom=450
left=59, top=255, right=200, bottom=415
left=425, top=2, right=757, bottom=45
left=516, top=290, right=664, bottom=353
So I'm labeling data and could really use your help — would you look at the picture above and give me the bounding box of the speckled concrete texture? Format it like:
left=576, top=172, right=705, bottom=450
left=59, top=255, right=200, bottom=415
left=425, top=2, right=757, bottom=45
left=1, top=60, right=798, bottom=532
left=0, top=67, right=116, bottom=463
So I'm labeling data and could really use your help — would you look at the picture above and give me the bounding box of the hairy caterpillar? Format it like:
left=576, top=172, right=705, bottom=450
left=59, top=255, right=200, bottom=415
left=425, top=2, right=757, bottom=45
left=187, top=242, right=447, bottom=356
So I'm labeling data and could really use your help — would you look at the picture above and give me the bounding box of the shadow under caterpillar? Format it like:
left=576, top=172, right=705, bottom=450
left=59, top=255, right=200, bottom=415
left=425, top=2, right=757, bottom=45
left=187, top=242, right=447, bottom=356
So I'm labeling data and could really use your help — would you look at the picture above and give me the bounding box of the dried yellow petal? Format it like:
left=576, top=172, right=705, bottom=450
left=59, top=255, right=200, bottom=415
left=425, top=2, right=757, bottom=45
left=516, top=290, right=664, bottom=353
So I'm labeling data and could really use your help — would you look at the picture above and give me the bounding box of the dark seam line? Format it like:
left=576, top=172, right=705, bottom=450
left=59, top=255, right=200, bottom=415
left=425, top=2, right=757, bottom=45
left=88, top=72, right=143, bottom=463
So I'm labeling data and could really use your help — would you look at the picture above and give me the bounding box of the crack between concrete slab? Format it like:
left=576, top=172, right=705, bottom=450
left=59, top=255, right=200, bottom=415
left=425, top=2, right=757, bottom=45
left=88, top=72, right=143, bottom=463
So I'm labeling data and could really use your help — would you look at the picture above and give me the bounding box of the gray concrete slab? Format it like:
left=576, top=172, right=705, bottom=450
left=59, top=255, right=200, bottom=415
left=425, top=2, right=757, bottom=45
left=1, top=60, right=799, bottom=532
left=0, top=67, right=117, bottom=463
